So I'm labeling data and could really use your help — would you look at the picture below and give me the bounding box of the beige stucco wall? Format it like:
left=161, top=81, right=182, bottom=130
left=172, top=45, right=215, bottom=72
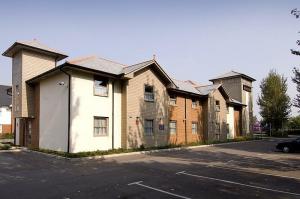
left=226, top=106, right=235, bottom=139
left=241, top=78, right=253, bottom=134
left=124, top=67, right=169, bottom=148
left=39, top=73, right=68, bottom=152
left=206, top=89, right=228, bottom=141
left=70, top=72, right=122, bottom=153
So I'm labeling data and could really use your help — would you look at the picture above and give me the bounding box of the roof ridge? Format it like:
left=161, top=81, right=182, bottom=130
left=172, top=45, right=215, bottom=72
left=124, top=59, right=154, bottom=69
left=96, top=56, right=127, bottom=67
left=67, top=55, right=97, bottom=64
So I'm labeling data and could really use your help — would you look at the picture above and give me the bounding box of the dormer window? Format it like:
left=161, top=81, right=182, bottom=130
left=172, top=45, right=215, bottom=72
left=144, top=85, right=154, bottom=102
left=94, top=77, right=109, bottom=97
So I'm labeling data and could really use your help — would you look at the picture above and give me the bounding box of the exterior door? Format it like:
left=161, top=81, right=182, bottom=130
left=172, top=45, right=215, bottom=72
left=234, top=109, right=241, bottom=137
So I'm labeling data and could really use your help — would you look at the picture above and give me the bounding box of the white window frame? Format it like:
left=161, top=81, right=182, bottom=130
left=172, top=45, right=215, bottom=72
left=192, top=99, right=197, bottom=108
left=144, top=119, right=154, bottom=135
left=215, top=100, right=220, bottom=112
left=169, top=120, right=177, bottom=135
left=192, top=122, right=198, bottom=134
left=169, top=95, right=177, bottom=105
left=144, top=85, right=154, bottom=102
left=94, top=117, right=109, bottom=136
left=94, top=77, right=109, bottom=97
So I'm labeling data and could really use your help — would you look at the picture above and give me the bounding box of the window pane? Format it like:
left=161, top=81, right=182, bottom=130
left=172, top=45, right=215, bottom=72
left=144, top=120, right=153, bottom=135
left=94, top=117, right=108, bottom=136
left=94, top=78, right=108, bottom=96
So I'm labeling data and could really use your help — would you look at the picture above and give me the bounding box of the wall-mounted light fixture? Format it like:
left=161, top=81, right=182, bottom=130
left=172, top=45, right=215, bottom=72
left=57, top=81, right=65, bottom=86
left=136, top=117, right=140, bottom=125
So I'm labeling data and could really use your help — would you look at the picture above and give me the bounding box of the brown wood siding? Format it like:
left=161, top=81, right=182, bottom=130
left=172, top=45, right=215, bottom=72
left=31, top=84, right=40, bottom=148
left=234, top=109, right=241, bottom=136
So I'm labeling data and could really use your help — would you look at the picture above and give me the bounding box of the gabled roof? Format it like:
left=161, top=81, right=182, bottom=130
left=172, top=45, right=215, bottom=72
left=67, top=56, right=126, bottom=75
left=209, top=71, right=256, bottom=82
left=196, top=84, right=222, bottom=95
left=2, top=40, right=68, bottom=61
left=123, top=59, right=175, bottom=86
left=0, top=85, right=12, bottom=107
left=122, top=60, right=154, bottom=74
left=171, top=79, right=201, bottom=95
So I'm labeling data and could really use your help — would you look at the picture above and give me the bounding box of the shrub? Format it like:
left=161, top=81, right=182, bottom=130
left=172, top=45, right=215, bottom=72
left=0, top=143, right=11, bottom=150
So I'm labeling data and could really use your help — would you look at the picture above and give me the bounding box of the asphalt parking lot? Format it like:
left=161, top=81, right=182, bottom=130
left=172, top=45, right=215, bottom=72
left=0, top=137, right=300, bottom=199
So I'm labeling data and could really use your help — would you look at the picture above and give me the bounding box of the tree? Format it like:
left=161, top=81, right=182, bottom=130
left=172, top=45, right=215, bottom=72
left=257, top=70, right=291, bottom=130
left=287, top=116, right=300, bottom=129
left=292, top=68, right=300, bottom=109
left=291, top=8, right=300, bottom=55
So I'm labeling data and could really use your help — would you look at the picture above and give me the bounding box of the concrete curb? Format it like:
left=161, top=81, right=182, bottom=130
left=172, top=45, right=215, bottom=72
left=19, top=139, right=265, bottom=161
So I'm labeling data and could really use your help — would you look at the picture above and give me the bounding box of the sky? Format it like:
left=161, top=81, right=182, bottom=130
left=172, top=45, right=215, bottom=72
left=0, top=0, right=300, bottom=118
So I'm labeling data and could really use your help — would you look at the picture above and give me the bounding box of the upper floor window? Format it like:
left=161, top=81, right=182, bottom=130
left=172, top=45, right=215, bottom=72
left=94, top=117, right=109, bottom=136
left=144, top=119, right=154, bottom=135
left=94, top=77, right=108, bottom=96
left=169, top=95, right=177, bottom=105
left=15, top=85, right=20, bottom=96
left=192, top=99, right=197, bottom=108
left=144, top=85, right=154, bottom=102
left=192, top=122, right=198, bottom=134
left=215, top=100, right=220, bottom=112
left=243, top=85, right=251, bottom=92
left=169, top=120, right=177, bottom=135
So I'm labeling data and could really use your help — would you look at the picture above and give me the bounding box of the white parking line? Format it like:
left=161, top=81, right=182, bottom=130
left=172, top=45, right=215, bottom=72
left=176, top=171, right=300, bottom=197
left=128, top=181, right=191, bottom=199
left=206, top=164, right=300, bottom=181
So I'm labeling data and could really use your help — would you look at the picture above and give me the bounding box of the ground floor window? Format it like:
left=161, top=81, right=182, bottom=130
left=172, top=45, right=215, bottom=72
left=94, top=117, right=109, bottom=136
left=144, top=119, right=154, bottom=135
left=192, top=122, right=197, bottom=134
left=169, top=121, right=177, bottom=134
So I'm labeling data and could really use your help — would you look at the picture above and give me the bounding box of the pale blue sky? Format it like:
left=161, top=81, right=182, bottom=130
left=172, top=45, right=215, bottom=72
left=0, top=0, right=299, bottom=118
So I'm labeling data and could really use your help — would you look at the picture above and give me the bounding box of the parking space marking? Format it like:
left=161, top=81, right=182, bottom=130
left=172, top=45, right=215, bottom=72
left=128, top=181, right=192, bottom=199
left=176, top=171, right=300, bottom=196
left=205, top=164, right=300, bottom=180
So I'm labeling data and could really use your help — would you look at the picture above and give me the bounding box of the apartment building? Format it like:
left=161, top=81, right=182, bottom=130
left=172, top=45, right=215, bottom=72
left=210, top=71, right=255, bottom=135
left=3, top=40, right=255, bottom=152
left=0, top=85, right=12, bottom=134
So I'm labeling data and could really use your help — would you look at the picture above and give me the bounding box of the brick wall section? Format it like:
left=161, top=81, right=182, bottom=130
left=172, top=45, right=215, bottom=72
left=125, top=66, right=169, bottom=148
left=1, top=125, right=12, bottom=134
left=169, top=94, right=204, bottom=145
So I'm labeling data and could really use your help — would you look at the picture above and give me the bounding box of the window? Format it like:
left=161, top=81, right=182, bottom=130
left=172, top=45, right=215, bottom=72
left=215, top=122, right=220, bottom=132
left=15, top=85, right=20, bottom=96
left=192, top=122, right=198, bottom=134
left=192, top=99, right=197, bottom=108
left=94, top=77, right=109, bottom=96
left=144, top=120, right=153, bottom=135
left=169, top=95, right=177, bottom=105
left=144, top=85, right=154, bottom=102
left=215, top=100, right=220, bottom=112
left=169, top=121, right=177, bottom=134
left=243, top=85, right=251, bottom=92
left=94, top=117, right=108, bottom=136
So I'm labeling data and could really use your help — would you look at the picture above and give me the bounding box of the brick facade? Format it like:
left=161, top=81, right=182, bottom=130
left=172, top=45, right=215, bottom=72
left=169, top=93, right=204, bottom=145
